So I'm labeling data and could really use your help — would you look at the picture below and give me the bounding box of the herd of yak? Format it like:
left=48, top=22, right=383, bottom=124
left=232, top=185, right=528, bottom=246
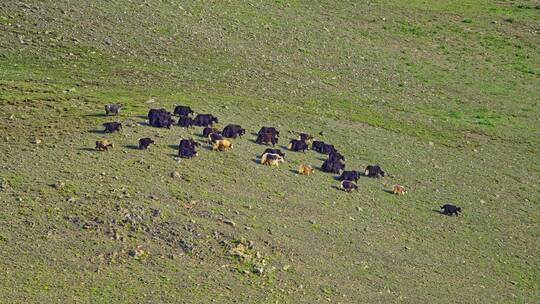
left=95, top=103, right=462, bottom=216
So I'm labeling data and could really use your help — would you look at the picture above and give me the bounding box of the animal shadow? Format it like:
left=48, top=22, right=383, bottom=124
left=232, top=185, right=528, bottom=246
left=124, top=145, right=140, bottom=150
left=383, top=189, right=395, bottom=195
left=78, top=147, right=96, bottom=152
left=332, top=185, right=343, bottom=191
left=278, top=145, right=289, bottom=151
left=85, top=113, right=107, bottom=117
left=314, top=166, right=324, bottom=172
left=88, top=129, right=105, bottom=134
left=432, top=209, right=444, bottom=215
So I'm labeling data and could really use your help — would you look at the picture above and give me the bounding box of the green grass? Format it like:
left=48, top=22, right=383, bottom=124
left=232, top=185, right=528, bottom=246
left=0, top=0, right=539, bottom=303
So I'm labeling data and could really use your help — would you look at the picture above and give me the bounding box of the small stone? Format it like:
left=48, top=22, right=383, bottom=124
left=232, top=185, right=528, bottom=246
left=223, top=219, right=236, bottom=227
left=428, top=141, right=434, bottom=146
left=32, top=139, right=42, bottom=144
left=356, top=206, right=363, bottom=212
left=54, top=181, right=65, bottom=189
left=253, top=267, right=264, bottom=274
left=66, top=196, right=77, bottom=203
left=319, top=131, right=325, bottom=136
left=171, top=171, right=181, bottom=179
left=309, top=219, right=316, bottom=224
left=283, top=265, right=291, bottom=271
left=8, top=114, right=15, bottom=120
left=151, top=195, right=158, bottom=200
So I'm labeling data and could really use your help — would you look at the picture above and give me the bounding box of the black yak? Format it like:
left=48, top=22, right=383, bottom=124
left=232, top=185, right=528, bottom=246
left=138, top=138, right=154, bottom=150
left=222, top=124, right=246, bottom=138
left=103, top=122, right=122, bottom=133
left=288, top=139, right=309, bottom=152
left=339, top=170, right=360, bottom=182
left=193, top=114, right=218, bottom=127
left=173, top=105, right=194, bottom=117
left=322, top=159, right=345, bottom=173
left=340, top=180, right=358, bottom=192
left=364, top=165, right=385, bottom=178
left=441, top=204, right=461, bottom=216
left=104, top=103, right=122, bottom=116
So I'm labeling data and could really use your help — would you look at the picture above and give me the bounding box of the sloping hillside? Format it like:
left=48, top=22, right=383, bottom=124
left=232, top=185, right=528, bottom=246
left=0, top=1, right=539, bottom=303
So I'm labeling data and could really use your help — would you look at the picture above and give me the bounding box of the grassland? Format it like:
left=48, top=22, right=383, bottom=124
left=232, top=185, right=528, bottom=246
left=0, top=1, right=539, bottom=303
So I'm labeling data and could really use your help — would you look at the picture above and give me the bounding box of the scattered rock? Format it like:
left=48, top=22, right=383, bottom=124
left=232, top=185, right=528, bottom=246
left=428, top=141, right=434, bottom=146
left=8, top=114, right=15, bottom=120
left=283, top=265, right=291, bottom=271
left=319, top=131, right=325, bottom=136
left=171, top=171, right=181, bottom=179
left=146, top=98, right=156, bottom=103
left=309, top=219, right=316, bottom=224
left=54, top=181, right=65, bottom=189
left=253, top=267, right=264, bottom=274
left=128, top=245, right=148, bottom=258
left=223, top=219, right=236, bottom=227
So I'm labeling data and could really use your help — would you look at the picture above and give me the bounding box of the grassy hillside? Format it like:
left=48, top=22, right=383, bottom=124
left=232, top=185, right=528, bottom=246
left=1, top=1, right=539, bottom=303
